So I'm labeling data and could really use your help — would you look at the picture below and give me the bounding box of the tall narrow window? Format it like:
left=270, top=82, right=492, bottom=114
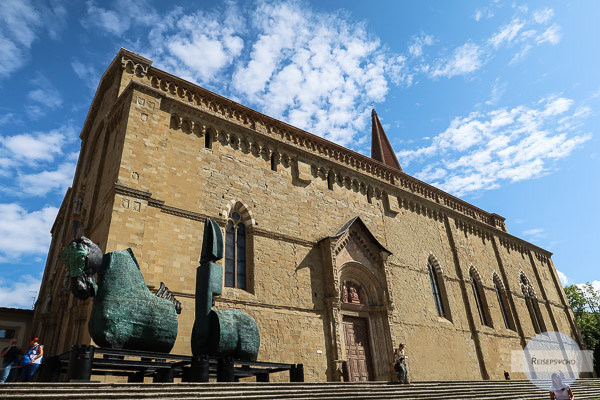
left=327, top=172, right=335, bottom=191
left=495, top=281, right=511, bottom=330
left=470, top=270, right=491, bottom=327
left=521, top=272, right=545, bottom=334
left=428, top=260, right=445, bottom=317
left=225, top=221, right=235, bottom=287
left=270, top=153, right=277, bottom=171
left=224, top=211, right=246, bottom=289
left=204, top=128, right=212, bottom=149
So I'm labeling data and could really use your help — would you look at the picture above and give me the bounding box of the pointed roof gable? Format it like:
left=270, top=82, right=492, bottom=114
left=325, top=216, right=391, bottom=255
left=371, top=109, right=402, bottom=171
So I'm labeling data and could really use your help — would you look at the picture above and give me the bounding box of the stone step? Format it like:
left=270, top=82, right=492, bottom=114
left=0, top=380, right=598, bottom=400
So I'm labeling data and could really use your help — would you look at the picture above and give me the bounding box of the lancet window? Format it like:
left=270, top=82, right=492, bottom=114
left=426, top=255, right=452, bottom=321
left=493, top=274, right=514, bottom=330
left=470, top=268, right=492, bottom=327
left=428, top=259, right=445, bottom=317
left=225, top=211, right=246, bottom=290
left=520, top=272, right=546, bottom=334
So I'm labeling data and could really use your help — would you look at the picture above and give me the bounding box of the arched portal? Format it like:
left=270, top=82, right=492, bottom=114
left=319, top=217, right=394, bottom=382
left=338, top=262, right=388, bottom=382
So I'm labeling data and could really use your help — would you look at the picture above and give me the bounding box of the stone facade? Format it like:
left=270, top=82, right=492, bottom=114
left=32, top=49, right=582, bottom=382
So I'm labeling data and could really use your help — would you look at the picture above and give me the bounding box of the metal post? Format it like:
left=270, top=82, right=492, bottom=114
left=67, top=345, right=94, bottom=381
left=217, top=357, right=235, bottom=382
left=190, top=355, right=210, bottom=382
left=256, top=372, right=269, bottom=382
left=154, top=368, right=174, bottom=383
left=128, top=371, right=144, bottom=382
left=290, top=364, right=304, bottom=382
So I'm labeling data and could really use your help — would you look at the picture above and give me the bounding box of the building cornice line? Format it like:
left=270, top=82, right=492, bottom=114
left=115, top=51, right=509, bottom=230
left=114, top=69, right=552, bottom=257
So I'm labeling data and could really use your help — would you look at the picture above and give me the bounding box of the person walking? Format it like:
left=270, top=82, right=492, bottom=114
left=17, top=337, right=43, bottom=382
left=393, top=343, right=409, bottom=384
left=0, top=339, right=20, bottom=382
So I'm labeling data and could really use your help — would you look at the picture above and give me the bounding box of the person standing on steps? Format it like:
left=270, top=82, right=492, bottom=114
left=393, top=343, right=409, bottom=384
left=17, top=337, right=43, bottom=382
left=0, top=339, right=20, bottom=383
left=549, top=372, right=574, bottom=400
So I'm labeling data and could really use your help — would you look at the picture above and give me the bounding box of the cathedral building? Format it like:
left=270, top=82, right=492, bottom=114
left=32, top=49, right=581, bottom=382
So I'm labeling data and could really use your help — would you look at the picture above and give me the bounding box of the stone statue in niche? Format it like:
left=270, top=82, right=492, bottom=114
left=349, top=285, right=360, bottom=303
left=191, top=218, right=260, bottom=361
left=341, top=280, right=366, bottom=305
left=62, top=237, right=181, bottom=353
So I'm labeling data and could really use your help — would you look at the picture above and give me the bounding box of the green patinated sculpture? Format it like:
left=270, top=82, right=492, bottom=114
left=191, top=218, right=260, bottom=361
left=63, top=238, right=179, bottom=353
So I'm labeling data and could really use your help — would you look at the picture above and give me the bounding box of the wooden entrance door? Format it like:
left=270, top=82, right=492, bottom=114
left=343, top=315, right=373, bottom=381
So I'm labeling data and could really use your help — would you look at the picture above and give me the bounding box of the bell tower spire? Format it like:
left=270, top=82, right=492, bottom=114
left=371, top=109, right=402, bottom=171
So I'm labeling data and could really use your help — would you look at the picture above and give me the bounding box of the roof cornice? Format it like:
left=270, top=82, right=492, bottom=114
left=86, top=50, right=518, bottom=238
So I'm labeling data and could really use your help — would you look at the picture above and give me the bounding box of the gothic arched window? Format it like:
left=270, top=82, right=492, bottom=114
left=493, top=274, right=514, bottom=330
left=521, top=272, right=546, bottom=334
left=427, top=255, right=452, bottom=321
left=225, top=211, right=246, bottom=290
left=470, top=269, right=492, bottom=327
left=428, top=260, right=445, bottom=317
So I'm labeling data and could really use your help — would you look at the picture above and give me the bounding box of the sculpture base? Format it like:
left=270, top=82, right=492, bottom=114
left=39, top=346, right=304, bottom=383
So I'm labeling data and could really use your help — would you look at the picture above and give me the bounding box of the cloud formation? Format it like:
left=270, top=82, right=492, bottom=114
left=147, top=1, right=407, bottom=147
left=0, top=275, right=41, bottom=309
left=398, top=96, right=592, bottom=196
left=84, top=0, right=159, bottom=36
left=0, top=0, right=66, bottom=79
left=0, top=203, right=58, bottom=262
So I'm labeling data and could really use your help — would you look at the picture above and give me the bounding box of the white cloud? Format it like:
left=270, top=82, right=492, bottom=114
left=533, top=8, right=554, bottom=24
left=1, top=126, right=73, bottom=163
left=408, top=34, right=434, bottom=58
left=0, top=0, right=41, bottom=78
left=489, top=18, right=525, bottom=48
left=149, top=4, right=245, bottom=83
left=536, top=24, right=561, bottom=45
left=18, top=161, right=76, bottom=197
left=0, top=275, right=41, bottom=309
left=523, top=228, right=544, bottom=236
left=0, top=0, right=67, bottom=79
left=509, top=43, right=533, bottom=65
left=485, top=79, right=507, bottom=105
left=71, top=60, right=100, bottom=92
left=0, top=203, right=58, bottom=261
left=0, top=113, right=15, bottom=126
left=25, top=73, right=63, bottom=118
left=430, top=42, right=483, bottom=79
left=148, top=1, right=407, bottom=147
left=576, top=281, right=600, bottom=294
left=84, top=0, right=159, bottom=36
left=556, top=270, right=569, bottom=286
left=398, top=96, right=592, bottom=196
left=474, top=7, right=495, bottom=21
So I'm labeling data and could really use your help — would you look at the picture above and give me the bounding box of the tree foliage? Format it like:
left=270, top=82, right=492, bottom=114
left=565, top=283, right=600, bottom=375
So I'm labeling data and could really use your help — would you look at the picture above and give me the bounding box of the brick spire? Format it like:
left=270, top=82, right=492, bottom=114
left=371, top=109, right=402, bottom=171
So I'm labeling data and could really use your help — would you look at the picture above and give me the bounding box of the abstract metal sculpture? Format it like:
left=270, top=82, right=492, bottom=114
left=191, top=218, right=260, bottom=361
left=63, top=237, right=180, bottom=353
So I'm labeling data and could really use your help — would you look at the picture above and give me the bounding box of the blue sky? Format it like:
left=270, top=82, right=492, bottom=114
left=0, top=0, right=598, bottom=308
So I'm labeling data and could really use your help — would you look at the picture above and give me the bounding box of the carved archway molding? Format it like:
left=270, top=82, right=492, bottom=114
left=428, top=252, right=444, bottom=274
left=222, top=199, right=255, bottom=227
left=339, top=261, right=385, bottom=307
left=319, top=216, right=394, bottom=382
left=492, top=271, right=507, bottom=293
